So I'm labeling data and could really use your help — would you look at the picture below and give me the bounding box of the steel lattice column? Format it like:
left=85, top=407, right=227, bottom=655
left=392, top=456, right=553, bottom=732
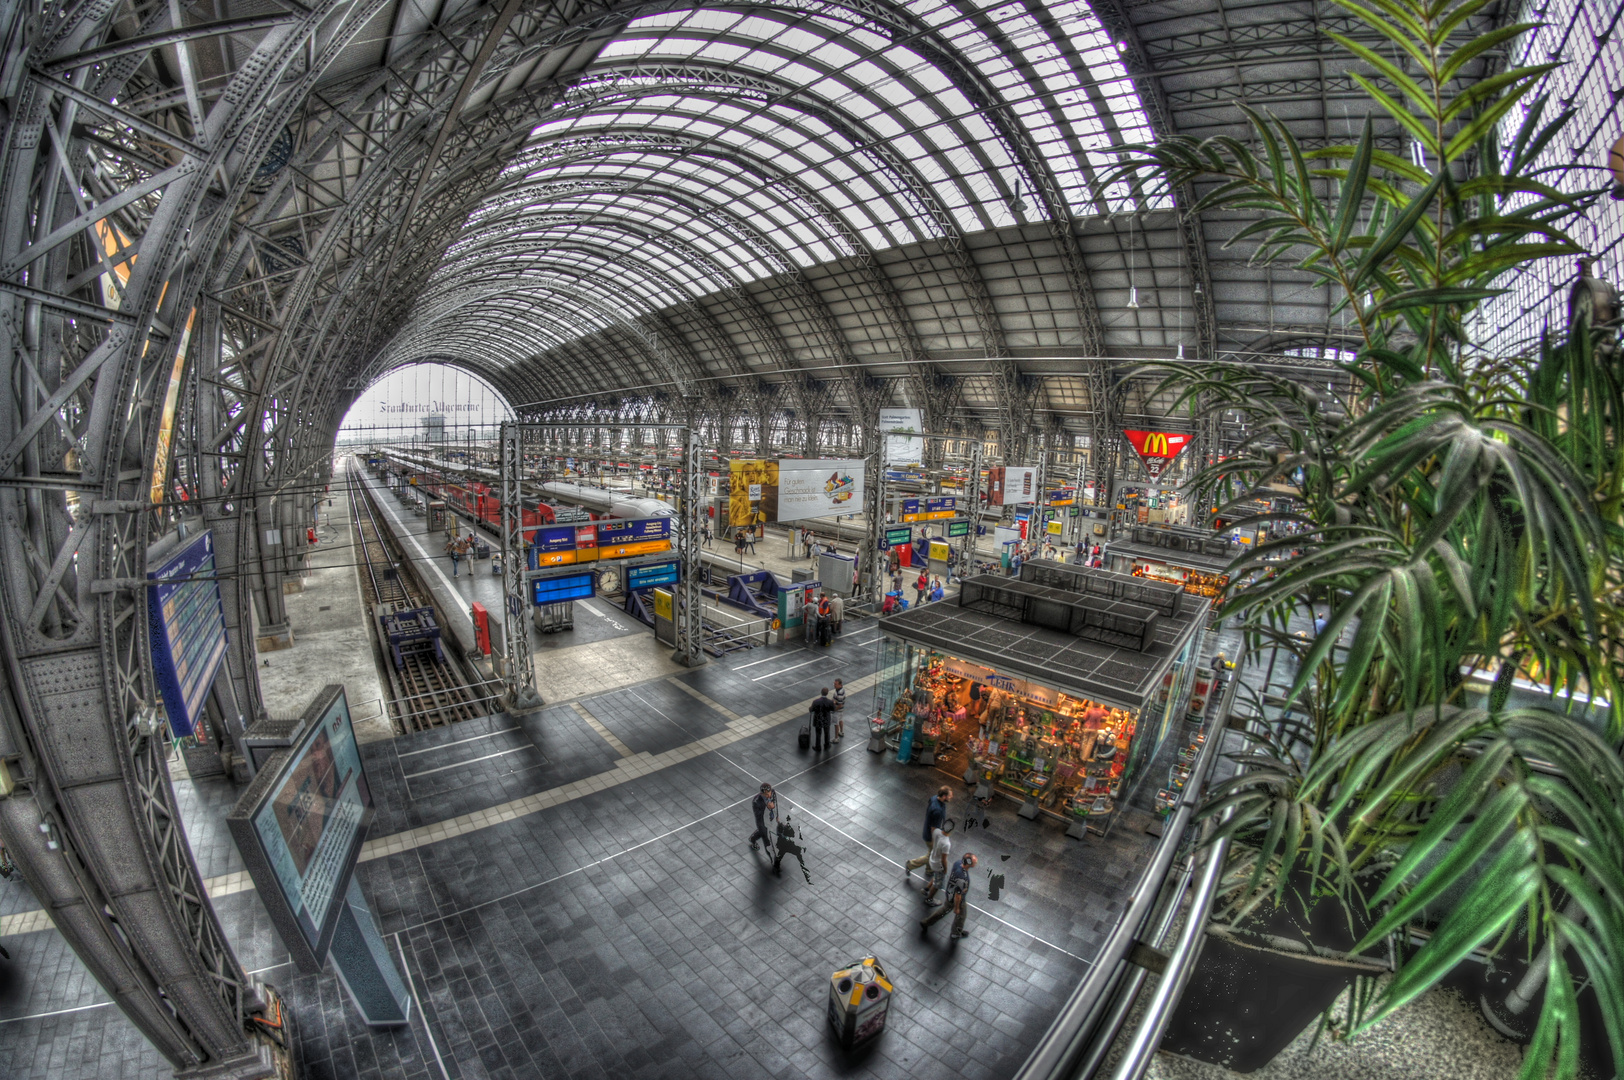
left=498, top=422, right=542, bottom=712
left=673, top=427, right=705, bottom=668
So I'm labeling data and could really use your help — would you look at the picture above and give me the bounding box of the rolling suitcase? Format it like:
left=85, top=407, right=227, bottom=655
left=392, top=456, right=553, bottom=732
left=799, top=716, right=812, bottom=750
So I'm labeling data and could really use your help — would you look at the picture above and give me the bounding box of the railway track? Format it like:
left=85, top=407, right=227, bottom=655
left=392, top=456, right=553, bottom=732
left=346, top=462, right=490, bottom=733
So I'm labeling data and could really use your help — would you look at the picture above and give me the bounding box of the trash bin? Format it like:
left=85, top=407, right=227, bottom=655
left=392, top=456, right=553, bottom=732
left=827, top=955, right=893, bottom=1050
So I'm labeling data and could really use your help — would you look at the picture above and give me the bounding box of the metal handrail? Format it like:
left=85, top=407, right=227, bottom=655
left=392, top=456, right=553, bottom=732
left=1013, top=654, right=1244, bottom=1080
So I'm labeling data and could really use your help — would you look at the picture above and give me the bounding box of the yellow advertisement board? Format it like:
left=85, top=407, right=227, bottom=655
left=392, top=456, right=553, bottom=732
left=728, top=459, right=778, bottom=528
left=653, top=588, right=673, bottom=621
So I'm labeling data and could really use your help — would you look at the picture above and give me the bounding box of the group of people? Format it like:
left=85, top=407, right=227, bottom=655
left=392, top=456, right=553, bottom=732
left=807, top=681, right=846, bottom=749
left=808, top=591, right=844, bottom=646
left=880, top=569, right=944, bottom=614
left=444, top=532, right=476, bottom=576
left=904, top=786, right=977, bottom=940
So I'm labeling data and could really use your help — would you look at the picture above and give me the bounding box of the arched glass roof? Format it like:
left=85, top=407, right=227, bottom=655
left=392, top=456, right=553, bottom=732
left=389, top=0, right=1163, bottom=369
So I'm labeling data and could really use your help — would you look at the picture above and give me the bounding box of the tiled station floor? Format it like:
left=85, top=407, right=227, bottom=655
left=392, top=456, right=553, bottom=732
left=0, top=486, right=1179, bottom=1080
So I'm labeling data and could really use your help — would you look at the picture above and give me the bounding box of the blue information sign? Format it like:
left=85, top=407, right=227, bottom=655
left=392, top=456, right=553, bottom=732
left=626, top=561, right=680, bottom=590
left=597, top=517, right=670, bottom=543
left=147, top=531, right=229, bottom=739
left=532, top=571, right=596, bottom=605
left=532, top=524, right=579, bottom=552
left=900, top=498, right=920, bottom=515
left=925, top=496, right=956, bottom=513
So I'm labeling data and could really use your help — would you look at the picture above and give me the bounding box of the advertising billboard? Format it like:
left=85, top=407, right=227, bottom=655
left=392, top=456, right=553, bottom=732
left=228, top=685, right=371, bottom=973
left=880, top=407, right=923, bottom=465
left=729, top=459, right=778, bottom=529
left=1123, top=430, right=1192, bottom=479
left=147, top=530, right=229, bottom=739
left=986, top=466, right=1037, bottom=505
left=777, top=458, right=866, bottom=521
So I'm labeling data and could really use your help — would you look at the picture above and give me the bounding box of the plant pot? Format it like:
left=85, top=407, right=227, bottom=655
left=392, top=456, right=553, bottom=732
left=1160, top=886, right=1383, bottom=1072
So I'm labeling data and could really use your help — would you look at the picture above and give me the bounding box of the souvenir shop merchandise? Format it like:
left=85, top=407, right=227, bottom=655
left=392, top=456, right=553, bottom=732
left=873, top=647, right=1149, bottom=831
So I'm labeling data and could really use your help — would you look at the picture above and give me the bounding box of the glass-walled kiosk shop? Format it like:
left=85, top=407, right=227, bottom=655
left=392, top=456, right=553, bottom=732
left=871, top=561, right=1206, bottom=837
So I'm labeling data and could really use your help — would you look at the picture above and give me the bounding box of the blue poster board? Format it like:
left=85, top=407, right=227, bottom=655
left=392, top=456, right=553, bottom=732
left=147, top=531, right=228, bottom=739
left=229, top=685, right=371, bottom=973
left=925, top=496, right=956, bottom=513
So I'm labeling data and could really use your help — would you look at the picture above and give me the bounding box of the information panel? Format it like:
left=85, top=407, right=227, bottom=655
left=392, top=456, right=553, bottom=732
left=147, top=531, right=229, bottom=739
left=947, top=520, right=971, bottom=538
left=532, top=571, right=596, bottom=604
left=884, top=526, right=914, bottom=547
left=597, top=517, right=670, bottom=543
left=626, top=561, right=680, bottom=590
left=228, top=685, right=371, bottom=972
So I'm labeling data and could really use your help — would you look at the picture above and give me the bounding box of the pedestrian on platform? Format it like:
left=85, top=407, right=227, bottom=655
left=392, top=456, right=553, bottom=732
left=810, top=688, right=836, bottom=751
left=905, top=787, right=952, bottom=876
left=446, top=538, right=462, bottom=577
left=921, top=819, right=955, bottom=906
left=914, top=570, right=929, bottom=607
left=702, top=518, right=713, bottom=548
left=890, top=568, right=903, bottom=594
left=734, top=530, right=747, bottom=557
left=830, top=592, right=844, bottom=636
left=929, top=578, right=945, bottom=603
left=921, top=853, right=978, bottom=939
left=832, top=678, right=846, bottom=740
left=748, top=783, right=776, bottom=850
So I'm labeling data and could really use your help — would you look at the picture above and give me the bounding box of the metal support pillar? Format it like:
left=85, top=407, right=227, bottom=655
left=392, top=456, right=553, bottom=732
left=864, top=445, right=886, bottom=606
left=958, top=441, right=983, bottom=576
left=672, top=427, right=706, bottom=667
left=498, top=422, right=542, bottom=712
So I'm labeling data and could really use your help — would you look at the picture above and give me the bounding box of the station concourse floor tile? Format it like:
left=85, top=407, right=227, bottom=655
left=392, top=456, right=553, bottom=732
left=0, top=606, right=1164, bottom=1080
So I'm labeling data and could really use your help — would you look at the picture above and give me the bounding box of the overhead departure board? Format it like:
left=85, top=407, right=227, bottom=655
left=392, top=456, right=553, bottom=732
left=532, top=571, right=596, bottom=604
left=597, top=517, right=670, bottom=543
left=147, top=531, right=229, bottom=739
left=626, top=561, right=680, bottom=590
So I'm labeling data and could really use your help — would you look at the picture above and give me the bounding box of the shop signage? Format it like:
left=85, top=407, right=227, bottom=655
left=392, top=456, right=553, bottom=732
left=947, top=520, right=970, bottom=538
left=941, top=657, right=1060, bottom=707
left=1123, top=430, right=1192, bottom=478
left=884, top=526, right=913, bottom=547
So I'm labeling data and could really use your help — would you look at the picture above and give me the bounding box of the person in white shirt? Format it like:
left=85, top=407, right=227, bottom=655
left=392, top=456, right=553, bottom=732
left=921, top=819, right=955, bottom=906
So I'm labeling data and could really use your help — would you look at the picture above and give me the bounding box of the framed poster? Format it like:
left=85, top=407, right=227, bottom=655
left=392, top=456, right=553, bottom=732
left=228, top=685, right=371, bottom=973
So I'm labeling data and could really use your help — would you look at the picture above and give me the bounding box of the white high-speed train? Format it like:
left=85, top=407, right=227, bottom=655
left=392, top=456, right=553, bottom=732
left=538, top=481, right=676, bottom=522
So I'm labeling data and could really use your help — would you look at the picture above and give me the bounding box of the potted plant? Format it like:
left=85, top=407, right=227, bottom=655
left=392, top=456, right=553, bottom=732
left=1103, top=0, right=1624, bottom=1075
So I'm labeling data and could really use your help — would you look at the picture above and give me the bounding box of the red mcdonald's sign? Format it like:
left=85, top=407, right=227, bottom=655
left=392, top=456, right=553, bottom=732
left=1123, top=429, right=1191, bottom=478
